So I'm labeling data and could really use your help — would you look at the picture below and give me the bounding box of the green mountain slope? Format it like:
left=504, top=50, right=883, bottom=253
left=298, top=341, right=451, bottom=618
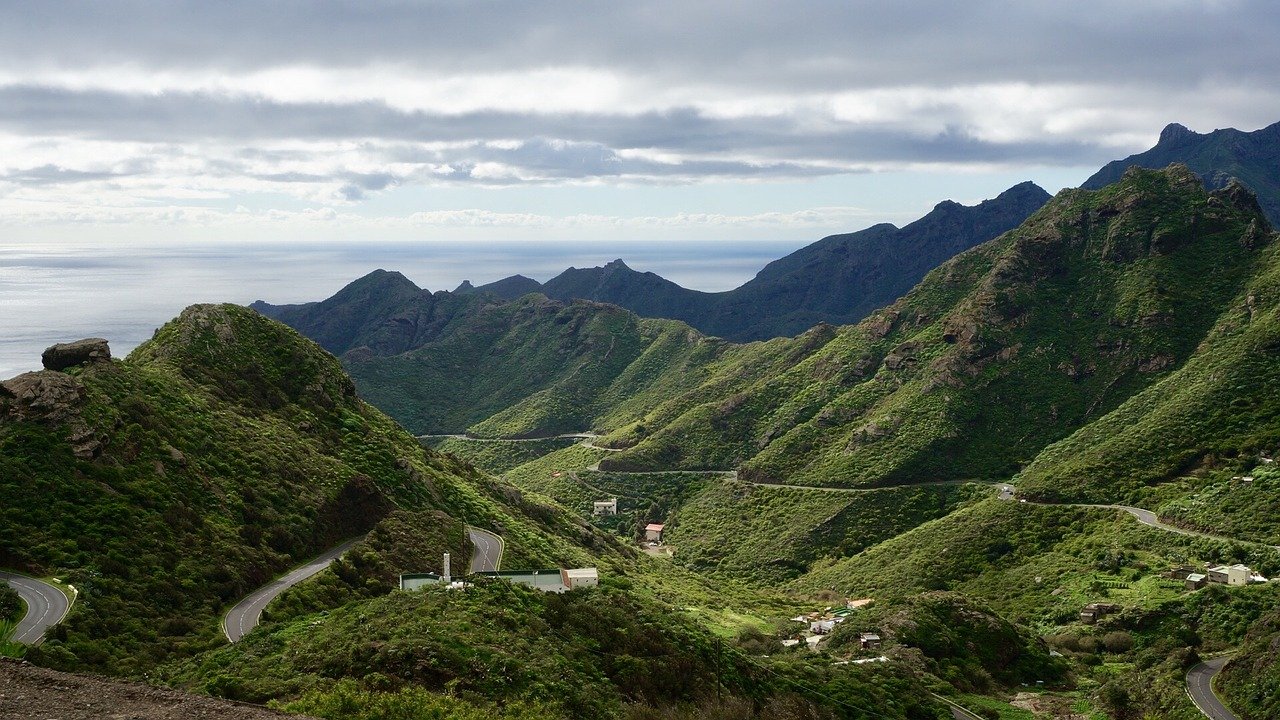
left=1219, top=606, right=1280, bottom=720
left=341, top=296, right=754, bottom=437
left=1083, top=121, right=1280, bottom=225
left=250, top=269, right=490, bottom=357
left=1010, top=214, right=1280, bottom=504
left=0, top=304, right=605, bottom=674
left=599, top=166, right=1273, bottom=487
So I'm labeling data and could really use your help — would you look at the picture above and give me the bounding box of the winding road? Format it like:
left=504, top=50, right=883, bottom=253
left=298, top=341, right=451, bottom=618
left=1, top=571, right=70, bottom=645
left=222, top=537, right=363, bottom=642
left=1187, top=656, right=1238, bottom=720
left=467, top=526, right=504, bottom=573
left=222, top=525, right=507, bottom=642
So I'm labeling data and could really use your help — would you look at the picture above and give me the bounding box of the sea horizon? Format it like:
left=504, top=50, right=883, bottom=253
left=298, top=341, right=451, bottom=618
left=0, top=238, right=807, bottom=378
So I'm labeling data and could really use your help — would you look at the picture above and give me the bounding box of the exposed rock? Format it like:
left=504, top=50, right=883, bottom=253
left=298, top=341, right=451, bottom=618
left=883, top=341, right=920, bottom=370
left=0, top=371, right=100, bottom=458
left=1213, top=179, right=1265, bottom=217
left=1240, top=218, right=1270, bottom=250
left=1, top=371, right=86, bottom=424
left=41, top=338, right=111, bottom=371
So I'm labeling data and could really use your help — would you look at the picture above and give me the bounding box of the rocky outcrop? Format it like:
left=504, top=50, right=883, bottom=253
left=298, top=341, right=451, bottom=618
left=0, top=371, right=100, bottom=458
left=41, top=338, right=111, bottom=371
left=2, top=371, right=86, bottom=424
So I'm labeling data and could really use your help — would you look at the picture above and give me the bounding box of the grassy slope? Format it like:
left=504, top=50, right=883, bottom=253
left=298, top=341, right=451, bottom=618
left=1219, top=604, right=1280, bottom=720
left=792, top=498, right=1280, bottom=719
left=161, top=581, right=950, bottom=720
left=0, top=304, right=610, bottom=674
left=664, top=481, right=987, bottom=585
left=343, top=297, right=744, bottom=438
left=427, top=436, right=579, bottom=474
left=1015, top=230, right=1280, bottom=503
left=601, top=167, right=1274, bottom=488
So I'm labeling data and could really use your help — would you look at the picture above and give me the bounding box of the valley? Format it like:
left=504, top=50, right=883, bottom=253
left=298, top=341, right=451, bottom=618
left=5, top=158, right=1280, bottom=719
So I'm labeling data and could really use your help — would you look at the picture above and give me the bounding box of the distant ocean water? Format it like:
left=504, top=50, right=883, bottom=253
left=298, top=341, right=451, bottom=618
left=0, top=240, right=804, bottom=378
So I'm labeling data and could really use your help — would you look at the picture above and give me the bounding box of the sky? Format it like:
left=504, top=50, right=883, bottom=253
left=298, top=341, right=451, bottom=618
left=2, top=1, right=1279, bottom=375
left=2, top=0, right=1278, bottom=250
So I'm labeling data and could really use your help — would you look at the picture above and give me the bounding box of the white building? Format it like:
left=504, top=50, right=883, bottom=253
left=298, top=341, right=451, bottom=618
left=593, top=498, right=618, bottom=515
left=561, top=567, right=599, bottom=590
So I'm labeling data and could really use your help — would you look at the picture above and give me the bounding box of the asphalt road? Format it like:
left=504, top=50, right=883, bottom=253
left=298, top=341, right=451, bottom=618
left=222, top=537, right=362, bottom=642
left=1, top=571, right=70, bottom=645
left=467, top=526, right=504, bottom=573
left=1187, top=656, right=1239, bottom=720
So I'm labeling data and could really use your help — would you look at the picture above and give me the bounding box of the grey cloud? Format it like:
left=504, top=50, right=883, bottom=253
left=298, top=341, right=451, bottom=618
left=0, top=2, right=1278, bottom=93
left=0, top=162, right=150, bottom=186
left=0, top=85, right=1115, bottom=175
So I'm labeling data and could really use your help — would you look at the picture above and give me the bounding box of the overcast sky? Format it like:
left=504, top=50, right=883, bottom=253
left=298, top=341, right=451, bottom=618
left=1, top=0, right=1278, bottom=247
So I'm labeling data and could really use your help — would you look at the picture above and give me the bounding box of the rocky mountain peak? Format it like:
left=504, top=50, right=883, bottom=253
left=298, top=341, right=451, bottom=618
left=1158, top=122, right=1197, bottom=146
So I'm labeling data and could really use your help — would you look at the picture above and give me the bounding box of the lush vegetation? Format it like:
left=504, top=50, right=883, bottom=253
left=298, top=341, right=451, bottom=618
left=427, top=436, right=580, bottom=474
left=0, top=583, right=21, bottom=623
left=1156, top=465, right=1280, bottom=546
left=794, top=500, right=1280, bottom=626
left=282, top=168, right=1276, bottom=502
left=0, top=304, right=607, bottom=674
left=1219, top=600, right=1280, bottom=720
left=665, top=481, right=986, bottom=585
left=263, top=509, right=471, bottom=625
left=827, top=592, right=1066, bottom=692
left=164, top=581, right=948, bottom=720
left=603, top=167, right=1275, bottom=487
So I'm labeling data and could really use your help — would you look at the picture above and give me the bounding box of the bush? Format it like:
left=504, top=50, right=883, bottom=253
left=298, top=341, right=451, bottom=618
left=1101, top=631, right=1134, bottom=653
left=0, top=585, right=22, bottom=622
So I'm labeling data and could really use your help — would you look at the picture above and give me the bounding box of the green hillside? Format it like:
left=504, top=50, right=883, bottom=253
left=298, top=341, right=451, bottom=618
left=1012, top=213, right=1280, bottom=504
left=1219, top=605, right=1280, bottom=720
left=0, top=304, right=604, bottom=674
left=162, top=580, right=950, bottom=720
left=598, top=165, right=1273, bottom=488
left=343, top=297, right=755, bottom=437
left=1083, top=121, right=1280, bottom=225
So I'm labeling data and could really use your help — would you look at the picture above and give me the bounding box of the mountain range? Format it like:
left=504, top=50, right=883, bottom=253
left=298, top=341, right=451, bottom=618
left=10, top=121, right=1280, bottom=720
left=454, top=181, right=1052, bottom=341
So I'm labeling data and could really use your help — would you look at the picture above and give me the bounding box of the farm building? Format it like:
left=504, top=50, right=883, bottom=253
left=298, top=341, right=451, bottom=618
left=644, top=523, right=665, bottom=542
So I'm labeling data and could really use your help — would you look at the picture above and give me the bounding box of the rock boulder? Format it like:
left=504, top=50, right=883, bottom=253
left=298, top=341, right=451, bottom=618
left=41, top=338, right=111, bottom=371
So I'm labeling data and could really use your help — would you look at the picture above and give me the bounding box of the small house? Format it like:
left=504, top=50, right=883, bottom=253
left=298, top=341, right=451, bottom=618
left=593, top=498, right=618, bottom=516
left=561, top=567, right=599, bottom=590
left=1166, top=565, right=1199, bottom=581
left=1080, top=602, right=1120, bottom=624
left=859, top=632, right=882, bottom=650
left=1185, top=573, right=1207, bottom=590
left=1207, top=564, right=1252, bottom=586
left=1227, top=564, right=1252, bottom=586
left=644, top=523, right=665, bottom=543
